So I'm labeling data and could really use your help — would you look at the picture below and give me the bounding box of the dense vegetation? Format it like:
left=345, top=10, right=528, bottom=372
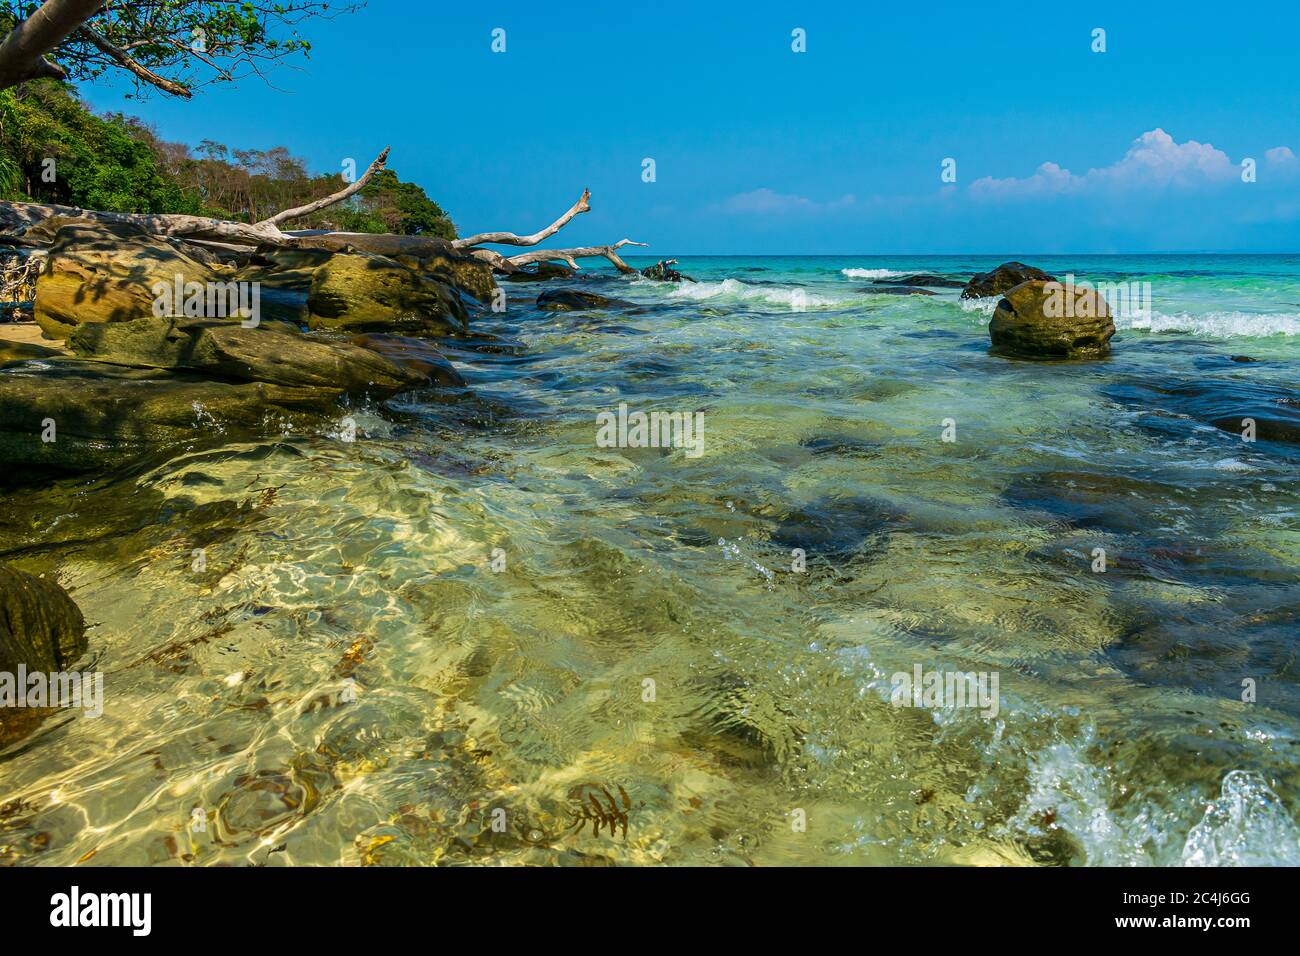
left=0, top=79, right=455, bottom=238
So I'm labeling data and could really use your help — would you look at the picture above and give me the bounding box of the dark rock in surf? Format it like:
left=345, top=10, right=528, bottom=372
left=504, top=262, right=576, bottom=283
left=961, top=261, right=1056, bottom=300
left=989, top=280, right=1115, bottom=359
left=351, top=333, right=466, bottom=387
left=874, top=274, right=965, bottom=289
left=860, top=286, right=937, bottom=296
left=537, top=289, right=634, bottom=312
left=641, top=260, right=694, bottom=283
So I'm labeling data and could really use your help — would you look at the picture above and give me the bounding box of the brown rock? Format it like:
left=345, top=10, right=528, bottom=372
left=989, top=280, right=1115, bottom=359
left=962, top=261, right=1056, bottom=299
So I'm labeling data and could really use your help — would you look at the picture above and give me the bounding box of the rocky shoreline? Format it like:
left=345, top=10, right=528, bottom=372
left=1, top=217, right=1283, bottom=749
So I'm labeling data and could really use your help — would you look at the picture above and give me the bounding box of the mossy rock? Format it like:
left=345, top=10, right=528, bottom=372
left=306, top=253, right=467, bottom=335
left=296, top=235, right=496, bottom=304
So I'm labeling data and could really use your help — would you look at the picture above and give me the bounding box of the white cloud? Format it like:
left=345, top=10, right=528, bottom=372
left=969, top=128, right=1292, bottom=198
left=714, top=188, right=856, bottom=215
left=1265, top=146, right=1297, bottom=166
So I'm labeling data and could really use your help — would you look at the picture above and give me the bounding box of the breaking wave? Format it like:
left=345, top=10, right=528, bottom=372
left=655, top=277, right=845, bottom=308
left=1118, top=310, right=1300, bottom=338
left=841, top=268, right=905, bottom=279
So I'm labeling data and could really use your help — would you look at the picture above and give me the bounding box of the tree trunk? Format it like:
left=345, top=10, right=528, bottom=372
left=0, top=0, right=104, bottom=91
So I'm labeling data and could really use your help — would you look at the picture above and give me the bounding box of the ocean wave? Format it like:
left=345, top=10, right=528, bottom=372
left=652, top=277, right=844, bottom=308
left=841, top=268, right=904, bottom=279
left=1118, top=310, right=1300, bottom=338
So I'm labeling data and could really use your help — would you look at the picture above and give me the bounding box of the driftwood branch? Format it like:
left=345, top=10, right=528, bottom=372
left=258, top=147, right=390, bottom=227
left=2, top=145, right=393, bottom=247
left=452, top=188, right=590, bottom=249
left=76, top=23, right=192, bottom=98
left=507, top=239, right=647, bottom=274
left=0, top=0, right=103, bottom=91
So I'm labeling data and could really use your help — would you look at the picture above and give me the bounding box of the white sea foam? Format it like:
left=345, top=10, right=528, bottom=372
left=657, top=277, right=843, bottom=308
left=1118, top=310, right=1300, bottom=338
left=1182, top=770, right=1300, bottom=866
left=959, top=297, right=999, bottom=317
left=841, top=268, right=904, bottom=279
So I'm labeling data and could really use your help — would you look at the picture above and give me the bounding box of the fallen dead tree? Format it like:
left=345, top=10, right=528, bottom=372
left=1, top=148, right=647, bottom=274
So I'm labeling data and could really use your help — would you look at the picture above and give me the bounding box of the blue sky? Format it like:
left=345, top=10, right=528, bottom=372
left=82, top=1, right=1300, bottom=254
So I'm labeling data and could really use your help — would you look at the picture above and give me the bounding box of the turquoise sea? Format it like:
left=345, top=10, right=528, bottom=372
left=3, top=253, right=1298, bottom=866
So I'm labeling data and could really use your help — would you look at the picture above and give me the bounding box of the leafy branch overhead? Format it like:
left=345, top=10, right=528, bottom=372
left=0, top=0, right=363, bottom=97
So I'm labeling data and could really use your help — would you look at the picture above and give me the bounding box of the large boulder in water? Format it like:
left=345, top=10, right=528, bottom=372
left=988, top=280, right=1115, bottom=359
left=0, top=358, right=339, bottom=475
left=306, top=253, right=467, bottom=335
left=68, top=316, right=427, bottom=397
left=961, top=261, right=1056, bottom=299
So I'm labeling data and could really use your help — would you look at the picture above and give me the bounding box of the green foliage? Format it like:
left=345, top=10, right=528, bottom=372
left=0, top=80, right=199, bottom=212
left=0, top=79, right=455, bottom=237
left=0, top=1, right=360, bottom=98
left=328, top=170, right=456, bottom=239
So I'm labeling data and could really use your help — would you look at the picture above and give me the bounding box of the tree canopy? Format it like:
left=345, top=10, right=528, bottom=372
left=0, top=0, right=362, bottom=97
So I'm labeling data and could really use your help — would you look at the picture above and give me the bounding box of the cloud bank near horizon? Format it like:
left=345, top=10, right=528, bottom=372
left=715, top=129, right=1298, bottom=214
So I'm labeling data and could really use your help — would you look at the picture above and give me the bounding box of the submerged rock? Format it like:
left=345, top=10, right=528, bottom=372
left=874, top=274, right=965, bottom=289
left=537, top=289, right=634, bottom=312
left=0, top=563, right=88, bottom=746
left=0, top=339, right=65, bottom=365
left=860, top=285, right=937, bottom=296
left=306, top=253, right=467, bottom=335
left=988, top=280, right=1115, bottom=359
left=68, top=316, right=426, bottom=397
left=0, top=564, right=87, bottom=677
left=0, top=359, right=339, bottom=474
left=961, top=261, right=1056, bottom=299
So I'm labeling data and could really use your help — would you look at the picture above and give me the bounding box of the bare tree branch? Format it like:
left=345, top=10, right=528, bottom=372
left=257, top=147, right=389, bottom=227
left=0, top=0, right=104, bottom=91
left=452, top=189, right=591, bottom=249
left=505, top=239, right=648, bottom=274
left=77, top=23, right=192, bottom=97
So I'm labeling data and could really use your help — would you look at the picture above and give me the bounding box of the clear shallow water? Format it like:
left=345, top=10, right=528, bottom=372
left=2, top=254, right=1298, bottom=866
